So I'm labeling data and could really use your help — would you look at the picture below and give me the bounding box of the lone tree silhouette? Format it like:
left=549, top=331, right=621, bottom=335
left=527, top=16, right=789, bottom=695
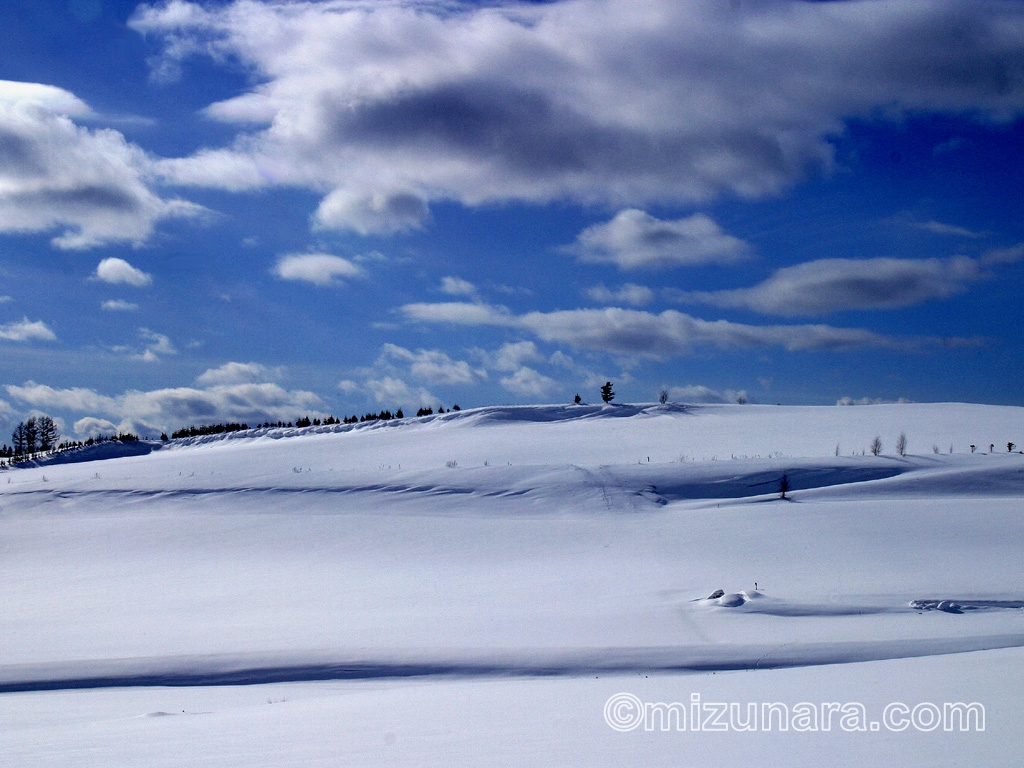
left=779, top=472, right=790, bottom=499
left=600, top=381, right=615, bottom=403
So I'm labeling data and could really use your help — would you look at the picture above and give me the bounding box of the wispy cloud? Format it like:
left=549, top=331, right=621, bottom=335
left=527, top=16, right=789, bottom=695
left=400, top=301, right=914, bottom=356
left=440, top=276, right=478, bottom=298
left=137, top=328, right=177, bottom=362
left=837, top=395, right=913, bottom=406
left=101, top=299, right=139, bottom=312
left=668, top=385, right=748, bottom=404
left=912, top=220, right=984, bottom=238
left=587, top=283, right=654, bottom=306
left=669, top=251, right=1022, bottom=316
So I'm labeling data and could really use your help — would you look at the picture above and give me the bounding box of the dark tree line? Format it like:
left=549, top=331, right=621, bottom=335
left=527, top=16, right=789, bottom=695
left=6, top=416, right=59, bottom=457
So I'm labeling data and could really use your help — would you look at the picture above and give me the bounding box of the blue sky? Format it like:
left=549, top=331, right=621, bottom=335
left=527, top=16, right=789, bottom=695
left=2, top=0, right=1024, bottom=439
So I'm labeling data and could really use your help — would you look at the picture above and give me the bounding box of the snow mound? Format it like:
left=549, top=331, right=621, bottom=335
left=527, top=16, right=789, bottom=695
left=10, top=440, right=159, bottom=468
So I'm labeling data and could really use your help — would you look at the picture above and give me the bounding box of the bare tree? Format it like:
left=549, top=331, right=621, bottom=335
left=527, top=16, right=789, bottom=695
left=870, top=436, right=882, bottom=456
left=659, top=389, right=668, bottom=404
left=895, top=432, right=907, bottom=457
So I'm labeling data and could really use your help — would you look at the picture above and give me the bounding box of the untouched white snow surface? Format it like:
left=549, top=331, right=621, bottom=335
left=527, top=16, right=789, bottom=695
left=2, top=402, right=1023, bottom=766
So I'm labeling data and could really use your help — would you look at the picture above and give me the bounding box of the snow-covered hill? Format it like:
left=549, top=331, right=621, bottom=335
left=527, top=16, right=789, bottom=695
left=2, top=402, right=1023, bottom=767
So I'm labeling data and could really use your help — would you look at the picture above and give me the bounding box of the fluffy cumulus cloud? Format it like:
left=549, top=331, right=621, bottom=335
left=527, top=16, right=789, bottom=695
left=673, top=252, right=1020, bottom=316
left=6, top=374, right=322, bottom=436
left=350, top=340, right=565, bottom=404
left=314, top=188, right=430, bottom=235
left=499, top=366, right=557, bottom=397
left=571, top=211, right=749, bottom=270
left=273, top=253, right=363, bottom=285
left=132, top=1, right=1024, bottom=232
left=0, top=79, right=202, bottom=248
left=364, top=376, right=438, bottom=409
left=0, top=318, right=57, bottom=342
left=94, top=257, right=153, bottom=287
left=379, top=343, right=486, bottom=385
left=400, top=301, right=910, bottom=356
left=480, top=341, right=544, bottom=372
left=196, top=361, right=278, bottom=386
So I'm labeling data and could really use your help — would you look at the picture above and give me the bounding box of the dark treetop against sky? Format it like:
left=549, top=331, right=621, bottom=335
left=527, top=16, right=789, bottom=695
left=2, top=0, right=1024, bottom=437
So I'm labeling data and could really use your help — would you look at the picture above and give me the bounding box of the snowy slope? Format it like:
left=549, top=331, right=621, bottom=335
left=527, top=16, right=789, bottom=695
left=1, top=402, right=1023, bottom=766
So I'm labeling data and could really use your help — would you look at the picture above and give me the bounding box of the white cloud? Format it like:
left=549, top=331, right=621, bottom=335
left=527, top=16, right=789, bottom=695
left=379, top=344, right=486, bottom=385
left=401, top=301, right=910, bottom=356
left=314, top=188, right=430, bottom=235
left=94, top=257, right=153, bottom=287
left=196, top=361, right=277, bottom=386
left=913, top=220, right=984, bottom=238
left=499, top=366, right=557, bottom=398
left=101, top=299, right=139, bottom=311
left=141, top=328, right=175, bottom=354
left=401, top=301, right=512, bottom=326
left=440, top=276, right=478, bottom=298
left=0, top=79, right=202, bottom=248
left=364, top=376, right=438, bottom=408
left=587, top=283, right=654, bottom=306
left=668, top=385, right=748, bottom=404
left=0, top=317, right=57, bottom=342
left=572, top=211, right=750, bottom=270
left=274, top=253, right=363, bottom=286
left=73, top=416, right=119, bottom=439
left=673, top=253, right=1017, bottom=316
left=0, top=80, right=91, bottom=115
left=131, top=1, right=1024, bottom=231
left=337, top=379, right=360, bottom=394
left=6, top=379, right=323, bottom=437
left=0, top=295, right=12, bottom=303
left=837, top=396, right=913, bottom=406
left=483, top=341, right=544, bottom=372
